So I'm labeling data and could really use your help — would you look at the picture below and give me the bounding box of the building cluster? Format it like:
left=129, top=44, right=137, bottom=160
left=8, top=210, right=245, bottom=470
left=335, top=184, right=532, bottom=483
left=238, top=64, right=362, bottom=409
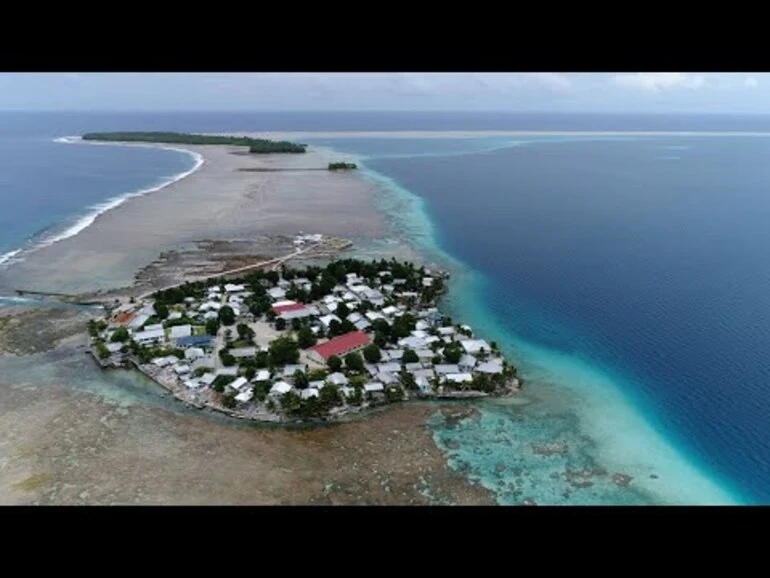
left=90, top=258, right=516, bottom=420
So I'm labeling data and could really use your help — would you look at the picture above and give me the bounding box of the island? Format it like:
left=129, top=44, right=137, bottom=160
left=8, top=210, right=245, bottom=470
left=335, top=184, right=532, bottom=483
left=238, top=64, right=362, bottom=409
left=81, top=132, right=307, bottom=154
left=87, top=235, right=520, bottom=423
left=328, top=162, right=358, bottom=171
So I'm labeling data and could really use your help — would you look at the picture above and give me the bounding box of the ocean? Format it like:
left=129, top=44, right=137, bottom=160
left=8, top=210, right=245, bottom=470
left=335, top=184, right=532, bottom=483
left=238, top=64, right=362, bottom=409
left=2, top=111, right=770, bottom=504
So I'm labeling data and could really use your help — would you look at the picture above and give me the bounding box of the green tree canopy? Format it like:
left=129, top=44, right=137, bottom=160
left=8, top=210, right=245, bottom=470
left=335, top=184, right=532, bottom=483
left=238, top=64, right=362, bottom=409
left=275, top=317, right=287, bottom=331
left=293, top=370, right=309, bottom=389
left=362, top=343, right=382, bottom=363
left=269, top=336, right=300, bottom=366
left=154, top=302, right=169, bottom=320
left=297, top=326, right=317, bottom=349
left=327, top=355, right=342, bottom=372
left=402, top=348, right=419, bottom=364
left=219, top=305, right=236, bottom=326
left=344, top=352, right=364, bottom=372
left=205, top=318, right=220, bottom=336
left=110, top=327, right=130, bottom=343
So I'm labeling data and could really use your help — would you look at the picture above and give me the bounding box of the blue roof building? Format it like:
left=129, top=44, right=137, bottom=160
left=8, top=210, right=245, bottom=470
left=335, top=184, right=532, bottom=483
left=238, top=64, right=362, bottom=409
left=176, top=335, right=214, bottom=348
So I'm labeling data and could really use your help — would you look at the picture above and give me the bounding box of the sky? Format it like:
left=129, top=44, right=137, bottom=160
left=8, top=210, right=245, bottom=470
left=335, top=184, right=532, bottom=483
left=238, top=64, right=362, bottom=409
left=0, top=73, right=768, bottom=113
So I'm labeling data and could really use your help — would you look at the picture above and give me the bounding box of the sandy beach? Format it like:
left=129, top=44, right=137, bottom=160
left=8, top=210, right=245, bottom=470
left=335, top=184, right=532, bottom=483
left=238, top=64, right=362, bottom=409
left=0, top=143, right=387, bottom=295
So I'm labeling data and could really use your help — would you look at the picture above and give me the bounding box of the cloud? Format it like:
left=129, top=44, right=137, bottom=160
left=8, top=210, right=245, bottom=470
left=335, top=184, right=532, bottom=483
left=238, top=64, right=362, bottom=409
left=745, top=75, right=759, bottom=88
left=611, top=73, right=706, bottom=92
left=528, top=72, right=573, bottom=92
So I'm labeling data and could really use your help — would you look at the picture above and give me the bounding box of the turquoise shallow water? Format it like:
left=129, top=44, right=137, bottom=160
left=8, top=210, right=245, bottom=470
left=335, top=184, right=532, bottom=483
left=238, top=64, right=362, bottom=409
left=311, top=137, right=745, bottom=505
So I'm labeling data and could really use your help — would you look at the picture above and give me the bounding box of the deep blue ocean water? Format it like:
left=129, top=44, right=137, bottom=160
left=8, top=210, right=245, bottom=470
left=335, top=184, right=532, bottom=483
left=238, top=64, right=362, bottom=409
left=3, top=111, right=770, bottom=503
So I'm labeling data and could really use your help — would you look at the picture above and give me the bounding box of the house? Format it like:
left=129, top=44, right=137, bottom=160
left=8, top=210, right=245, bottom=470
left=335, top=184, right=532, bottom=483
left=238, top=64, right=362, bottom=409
left=309, top=380, right=326, bottom=389
left=192, top=355, right=215, bottom=371
left=422, top=277, right=434, bottom=287
left=424, top=336, right=441, bottom=345
left=398, top=336, right=426, bottom=350
left=273, top=299, right=298, bottom=309
left=279, top=306, right=319, bottom=321
left=168, top=311, right=183, bottom=321
left=377, top=372, right=398, bottom=385
left=230, top=347, right=257, bottom=359
left=128, top=314, right=151, bottom=330
left=327, top=372, right=349, bottom=386
left=342, top=291, right=359, bottom=302
left=144, top=323, right=164, bottom=332
left=308, top=331, right=371, bottom=363
left=445, top=373, right=473, bottom=384
left=438, top=326, right=456, bottom=337
left=170, top=325, right=192, bottom=339
left=270, top=381, right=292, bottom=396
left=365, top=311, right=387, bottom=323
left=106, top=342, right=124, bottom=354
left=434, top=364, right=460, bottom=375
left=415, top=376, right=432, bottom=393
left=216, top=367, right=239, bottom=377
left=377, top=362, right=401, bottom=374
left=347, top=312, right=364, bottom=324
left=382, top=305, right=400, bottom=317
left=184, top=379, right=202, bottom=389
left=277, top=279, right=291, bottom=289
left=364, top=363, right=379, bottom=377
left=224, top=283, right=245, bottom=293
left=364, top=382, right=384, bottom=393
left=273, top=302, right=306, bottom=315
left=339, top=386, right=355, bottom=398
left=319, top=314, right=342, bottom=329
left=235, top=390, right=253, bottom=403
left=384, top=349, right=404, bottom=361
left=415, top=320, right=430, bottom=331
left=459, top=354, right=477, bottom=371
left=173, top=363, right=191, bottom=375
left=199, top=373, right=217, bottom=387
left=411, top=330, right=429, bottom=339
left=133, top=328, right=166, bottom=346
left=209, top=286, right=222, bottom=293
left=354, top=319, right=371, bottom=331
left=268, top=287, right=286, bottom=300
left=460, top=339, right=491, bottom=354
left=300, top=388, right=319, bottom=400
left=283, top=364, right=308, bottom=378
left=184, top=347, right=205, bottom=361
left=405, top=362, right=423, bottom=372
left=203, top=311, right=219, bottom=320
left=176, top=335, right=214, bottom=349
left=230, top=377, right=249, bottom=391
left=476, top=360, right=504, bottom=374
left=151, top=355, right=176, bottom=367
left=253, top=370, right=271, bottom=382
left=413, top=368, right=435, bottom=380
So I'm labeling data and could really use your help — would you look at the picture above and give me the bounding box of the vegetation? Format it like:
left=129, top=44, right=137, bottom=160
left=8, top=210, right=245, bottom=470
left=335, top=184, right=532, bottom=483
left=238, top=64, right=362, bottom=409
left=81, top=132, right=307, bottom=154
left=275, top=317, right=287, bottom=331
left=327, top=355, right=342, bottom=372
left=205, top=318, right=220, bottom=336
left=88, top=319, right=108, bottom=338
left=154, top=302, right=169, bottom=320
left=328, top=162, right=357, bottom=170
left=443, top=342, right=463, bottom=364
left=236, top=323, right=255, bottom=342
left=362, top=343, right=382, bottom=363
left=110, top=327, right=130, bottom=343
left=95, top=341, right=111, bottom=359
left=221, top=392, right=238, bottom=409
left=344, top=352, right=365, bottom=372
left=297, top=325, right=317, bottom=349
left=268, top=336, right=300, bottom=366
left=293, top=370, right=309, bottom=389
left=218, top=306, right=236, bottom=326
left=212, top=374, right=235, bottom=393
left=402, top=348, right=419, bottom=364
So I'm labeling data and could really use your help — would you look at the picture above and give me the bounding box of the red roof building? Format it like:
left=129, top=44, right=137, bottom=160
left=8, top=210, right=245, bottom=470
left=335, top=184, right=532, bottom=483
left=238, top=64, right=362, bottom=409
left=273, top=302, right=307, bottom=315
left=308, top=331, right=371, bottom=361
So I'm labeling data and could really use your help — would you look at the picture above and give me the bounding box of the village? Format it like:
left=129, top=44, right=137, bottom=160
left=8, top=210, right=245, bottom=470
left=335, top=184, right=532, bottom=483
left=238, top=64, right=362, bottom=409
left=88, top=234, right=520, bottom=423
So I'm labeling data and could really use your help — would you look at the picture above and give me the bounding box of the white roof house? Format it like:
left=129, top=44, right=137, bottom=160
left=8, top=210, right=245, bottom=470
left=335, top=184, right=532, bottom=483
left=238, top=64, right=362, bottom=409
left=435, top=364, right=460, bottom=375
left=438, top=326, right=456, bottom=336
left=365, top=311, right=387, bottom=322
left=184, top=347, right=205, bottom=361
left=411, top=330, right=429, bottom=339
left=347, top=312, right=364, bottom=323
left=209, top=286, right=222, bottom=293
left=273, top=299, right=297, bottom=308
left=460, top=339, right=491, bottom=354
left=382, top=305, right=400, bottom=317
left=253, top=370, right=271, bottom=382
left=200, top=373, right=217, bottom=386
left=144, top=323, right=164, bottom=332
left=168, top=311, right=183, bottom=321
left=128, top=314, right=151, bottom=330
left=342, top=291, right=359, bottom=302
left=230, top=377, right=249, bottom=391
left=225, top=283, right=245, bottom=293
left=415, top=349, right=434, bottom=359
left=134, top=328, right=166, bottom=345
left=413, top=368, right=435, bottom=380
left=415, top=320, right=430, bottom=331
left=377, top=372, right=398, bottom=385
left=445, top=373, right=474, bottom=384
left=354, top=319, right=371, bottom=331
left=184, top=379, right=202, bottom=389
left=170, top=325, right=192, bottom=339
left=235, top=390, right=253, bottom=403
left=459, top=354, right=478, bottom=370
left=364, top=382, right=384, bottom=393
left=106, top=342, right=124, bottom=354
left=377, top=362, right=401, bottom=374
left=300, top=388, right=320, bottom=400
left=230, top=347, right=257, bottom=358
left=203, top=311, right=219, bottom=320
left=415, top=376, right=432, bottom=393
left=173, top=363, right=191, bottom=375
left=268, top=287, right=287, bottom=300
left=279, top=306, right=319, bottom=320
left=283, top=364, right=307, bottom=378
left=399, top=336, right=426, bottom=350
left=476, top=360, right=504, bottom=374
left=327, top=372, right=349, bottom=386
left=309, top=380, right=326, bottom=389
left=270, top=381, right=293, bottom=395
left=216, top=367, right=239, bottom=377
left=319, top=314, right=342, bottom=328
left=192, top=356, right=215, bottom=370
left=385, top=349, right=404, bottom=361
